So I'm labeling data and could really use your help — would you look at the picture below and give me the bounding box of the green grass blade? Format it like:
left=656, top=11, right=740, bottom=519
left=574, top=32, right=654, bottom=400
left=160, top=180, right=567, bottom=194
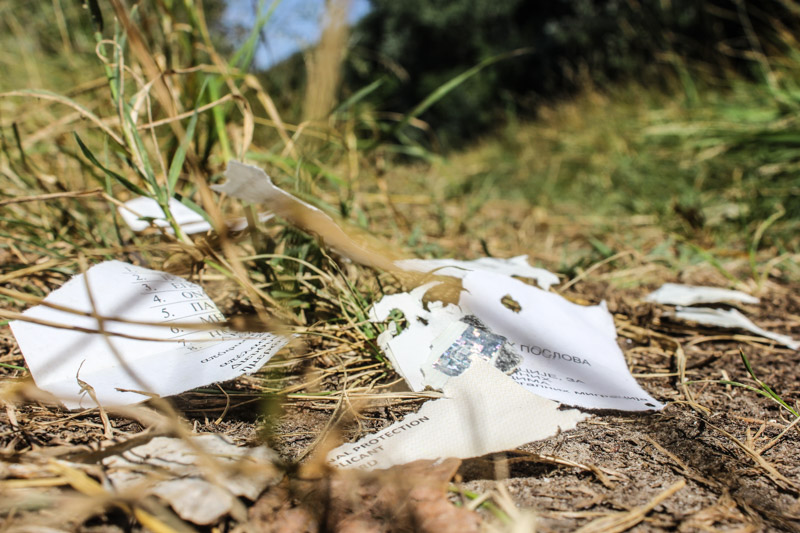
left=74, top=134, right=148, bottom=196
left=333, top=78, right=385, bottom=115
left=392, top=48, right=531, bottom=137
left=167, top=81, right=208, bottom=195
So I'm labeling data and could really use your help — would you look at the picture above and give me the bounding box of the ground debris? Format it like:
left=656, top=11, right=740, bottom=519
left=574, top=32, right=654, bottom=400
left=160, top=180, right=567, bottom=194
left=103, top=434, right=282, bottom=525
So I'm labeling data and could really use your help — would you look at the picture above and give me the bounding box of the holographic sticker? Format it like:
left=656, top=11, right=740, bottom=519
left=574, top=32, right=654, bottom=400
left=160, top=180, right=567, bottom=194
left=423, top=315, right=522, bottom=388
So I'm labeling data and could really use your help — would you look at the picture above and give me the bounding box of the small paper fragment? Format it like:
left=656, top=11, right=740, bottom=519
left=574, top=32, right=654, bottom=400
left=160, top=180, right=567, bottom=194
left=646, top=283, right=760, bottom=306
left=9, top=261, right=288, bottom=409
left=327, top=359, right=587, bottom=471
left=118, top=196, right=273, bottom=234
left=670, top=306, right=799, bottom=350
left=104, top=435, right=281, bottom=525
left=118, top=196, right=212, bottom=234
left=395, top=255, right=560, bottom=290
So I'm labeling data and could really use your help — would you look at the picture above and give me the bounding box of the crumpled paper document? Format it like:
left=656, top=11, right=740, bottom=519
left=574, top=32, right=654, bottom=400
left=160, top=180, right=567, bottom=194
left=372, top=270, right=662, bottom=411
left=9, top=261, right=288, bottom=409
left=327, top=358, right=587, bottom=471
left=104, top=435, right=282, bottom=524
left=646, top=283, right=760, bottom=306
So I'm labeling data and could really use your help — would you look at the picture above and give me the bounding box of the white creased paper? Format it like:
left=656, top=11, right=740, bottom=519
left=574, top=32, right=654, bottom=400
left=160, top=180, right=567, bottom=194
left=395, top=255, right=560, bottom=290
left=327, top=358, right=587, bottom=471
left=9, top=261, right=288, bottom=409
left=669, top=306, right=799, bottom=350
left=460, top=271, right=663, bottom=411
left=371, top=282, right=466, bottom=391
left=646, top=283, right=760, bottom=307
left=371, top=271, right=662, bottom=411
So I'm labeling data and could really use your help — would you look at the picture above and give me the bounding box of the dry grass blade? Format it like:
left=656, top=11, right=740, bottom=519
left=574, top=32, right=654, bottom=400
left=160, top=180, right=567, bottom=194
left=705, top=421, right=800, bottom=494
left=0, top=89, right=125, bottom=146
left=575, top=479, right=685, bottom=533
left=0, top=188, right=104, bottom=207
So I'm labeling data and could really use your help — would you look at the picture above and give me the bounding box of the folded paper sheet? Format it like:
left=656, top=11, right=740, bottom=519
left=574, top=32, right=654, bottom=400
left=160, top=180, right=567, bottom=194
left=646, top=283, right=760, bottom=306
left=460, top=271, right=663, bottom=411
left=9, top=261, right=288, bottom=409
left=372, top=271, right=662, bottom=411
left=327, top=358, right=587, bottom=471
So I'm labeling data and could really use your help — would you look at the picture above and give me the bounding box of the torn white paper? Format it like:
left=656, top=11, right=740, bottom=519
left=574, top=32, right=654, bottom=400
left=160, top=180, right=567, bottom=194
left=395, top=255, right=560, bottom=290
left=104, top=435, right=281, bottom=524
left=371, top=271, right=662, bottom=411
left=9, top=261, right=288, bottom=409
left=118, top=196, right=273, bottom=234
left=118, top=196, right=212, bottom=234
left=327, top=358, right=587, bottom=471
left=669, top=306, right=800, bottom=350
left=646, top=283, right=760, bottom=307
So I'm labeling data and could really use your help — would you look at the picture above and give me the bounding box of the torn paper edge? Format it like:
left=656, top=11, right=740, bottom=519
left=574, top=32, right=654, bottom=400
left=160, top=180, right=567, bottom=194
left=670, top=306, right=799, bottom=350
left=395, top=255, right=560, bottom=290
left=646, top=283, right=760, bottom=306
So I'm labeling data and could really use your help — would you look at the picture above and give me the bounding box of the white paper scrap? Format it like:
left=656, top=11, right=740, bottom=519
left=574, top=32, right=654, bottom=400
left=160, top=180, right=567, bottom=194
left=396, top=255, right=560, bottom=290
left=670, top=306, right=799, bottom=350
left=104, top=435, right=281, bottom=524
left=9, top=261, right=288, bottom=409
left=370, top=272, right=662, bottom=410
left=118, top=196, right=212, bottom=234
left=118, top=196, right=273, bottom=234
left=460, top=271, right=663, bottom=411
left=646, top=283, right=760, bottom=307
left=327, top=358, right=587, bottom=471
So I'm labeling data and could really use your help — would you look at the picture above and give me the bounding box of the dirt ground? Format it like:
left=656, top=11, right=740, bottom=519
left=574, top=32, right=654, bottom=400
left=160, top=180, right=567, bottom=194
left=1, top=200, right=799, bottom=532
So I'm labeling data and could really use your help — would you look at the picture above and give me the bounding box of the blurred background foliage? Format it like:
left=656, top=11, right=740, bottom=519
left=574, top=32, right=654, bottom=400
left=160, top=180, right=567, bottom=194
left=0, top=0, right=798, bottom=281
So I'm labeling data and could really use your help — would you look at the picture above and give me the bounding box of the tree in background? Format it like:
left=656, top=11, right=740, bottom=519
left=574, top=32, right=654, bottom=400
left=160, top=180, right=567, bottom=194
left=344, top=0, right=799, bottom=149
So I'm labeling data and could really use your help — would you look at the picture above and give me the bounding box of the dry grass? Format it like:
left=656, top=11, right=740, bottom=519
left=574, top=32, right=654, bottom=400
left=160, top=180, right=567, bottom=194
left=1, top=1, right=800, bottom=532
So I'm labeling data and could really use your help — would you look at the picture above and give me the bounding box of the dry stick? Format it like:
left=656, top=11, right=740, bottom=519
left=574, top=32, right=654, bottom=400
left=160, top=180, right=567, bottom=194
left=494, top=451, right=621, bottom=489
left=244, top=74, right=294, bottom=150
left=758, top=414, right=800, bottom=455
left=704, top=420, right=799, bottom=494
left=619, top=322, right=708, bottom=414
left=575, top=479, right=686, bottom=533
left=0, top=188, right=104, bottom=207
left=559, top=250, right=635, bottom=292
left=109, top=0, right=183, bottom=137
left=0, top=258, right=72, bottom=284
left=0, top=90, right=125, bottom=146
left=136, top=93, right=236, bottom=130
